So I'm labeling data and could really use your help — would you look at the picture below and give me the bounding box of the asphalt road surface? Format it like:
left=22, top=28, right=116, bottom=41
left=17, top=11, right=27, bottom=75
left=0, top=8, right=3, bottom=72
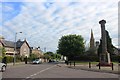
left=1, top=63, right=119, bottom=80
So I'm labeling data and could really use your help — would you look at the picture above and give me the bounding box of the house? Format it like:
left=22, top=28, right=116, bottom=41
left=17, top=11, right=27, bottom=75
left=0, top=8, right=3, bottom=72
left=17, top=39, right=31, bottom=57
left=0, top=39, right=15, bottom=56
left=31, top=47, right=43, bottom=58
left=0, top=38, right=31, bottom=57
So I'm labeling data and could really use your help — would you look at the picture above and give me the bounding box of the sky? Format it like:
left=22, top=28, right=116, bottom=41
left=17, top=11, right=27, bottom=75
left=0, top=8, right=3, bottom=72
left=1, top=0, right=119, bottom=52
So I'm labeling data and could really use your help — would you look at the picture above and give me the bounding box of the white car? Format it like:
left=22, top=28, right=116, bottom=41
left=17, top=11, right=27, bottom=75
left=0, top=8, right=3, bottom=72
left=32, top=59, right=42, bottom=64
left=0, top=63, right=6, bottom=72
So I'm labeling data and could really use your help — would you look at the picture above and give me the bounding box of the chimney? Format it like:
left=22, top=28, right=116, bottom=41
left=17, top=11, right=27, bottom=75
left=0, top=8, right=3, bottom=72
left=18, top=39, right=21, bottom=41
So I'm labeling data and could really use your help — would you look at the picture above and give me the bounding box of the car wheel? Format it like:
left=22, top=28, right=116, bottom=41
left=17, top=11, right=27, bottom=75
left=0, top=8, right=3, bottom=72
left=1, top=66, right=6, bottom=72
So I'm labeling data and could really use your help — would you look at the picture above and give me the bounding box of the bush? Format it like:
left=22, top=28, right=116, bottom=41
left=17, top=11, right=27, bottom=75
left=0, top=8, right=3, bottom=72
left=111, top=55, right=119, bottom=62
left=6, top=56, right=14, bottom=63
left=68, top=55, right=99, bottom=62
left=0, top=56, right=2, bottom=62
left=28, top=53, right=38, bottom=61
left=5, top=56, right=23, bottom=63
left=16, top=55, right=22, bottom=62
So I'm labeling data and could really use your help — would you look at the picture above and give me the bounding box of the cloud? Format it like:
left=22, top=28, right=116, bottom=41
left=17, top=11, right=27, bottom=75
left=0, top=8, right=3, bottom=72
left=2, top=2, right=23, bottom=22
left=43, top=2, right=54, bottom=9
left=2, top=0, right=119, bottom=2
left=2, top=1, right=118, bottom=52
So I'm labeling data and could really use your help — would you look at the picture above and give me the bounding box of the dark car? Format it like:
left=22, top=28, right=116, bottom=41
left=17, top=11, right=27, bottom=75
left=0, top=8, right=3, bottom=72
left=49, top=59, right=55, bottom=63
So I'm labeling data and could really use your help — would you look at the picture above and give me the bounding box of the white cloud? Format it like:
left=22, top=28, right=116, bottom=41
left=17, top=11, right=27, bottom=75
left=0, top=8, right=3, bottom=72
left=113, top=38, right=118, bottom=47
left=2, top=1, right=118, bottom=52
left=2, top=0, right=119, bottom=2
left=3, top=4, right=15, bottom=12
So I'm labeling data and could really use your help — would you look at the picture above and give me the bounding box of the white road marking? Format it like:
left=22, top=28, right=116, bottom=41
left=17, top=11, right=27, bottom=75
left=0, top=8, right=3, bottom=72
left=23, top=64, right=57, bottom=80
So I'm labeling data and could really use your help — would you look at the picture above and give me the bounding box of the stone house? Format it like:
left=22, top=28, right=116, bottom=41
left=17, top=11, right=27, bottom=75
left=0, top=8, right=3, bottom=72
left=0, top=38, right=31, bottom=57
left=31, top=47, right=43, bottom=58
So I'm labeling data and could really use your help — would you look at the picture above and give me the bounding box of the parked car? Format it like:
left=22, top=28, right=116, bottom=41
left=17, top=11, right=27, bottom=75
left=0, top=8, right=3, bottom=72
left=48, top=59, right=55, bottom=63
left=0, top=63, right=6, bottom=72
left=32, top=59, right=42, bottom=64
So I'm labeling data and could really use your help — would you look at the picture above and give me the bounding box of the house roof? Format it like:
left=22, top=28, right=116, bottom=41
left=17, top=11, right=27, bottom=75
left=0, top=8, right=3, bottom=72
left=1, top=40, right=15, bottom=48
left=16, top=40, right=24, bottom=48
left=0, top=39, right=30, bottom=48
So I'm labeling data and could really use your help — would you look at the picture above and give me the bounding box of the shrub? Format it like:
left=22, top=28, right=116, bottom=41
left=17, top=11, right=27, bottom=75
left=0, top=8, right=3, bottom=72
left=6, top=56, right=14, bottom=63
left=111, top=55, right=119, bottom=62
left=0, top=56, right=2, bottom=62
left=16, top=55, right=22, bottom=62
left=69, top=55, right=99, bottom=62
left=28, top=53, right=38, bottom=61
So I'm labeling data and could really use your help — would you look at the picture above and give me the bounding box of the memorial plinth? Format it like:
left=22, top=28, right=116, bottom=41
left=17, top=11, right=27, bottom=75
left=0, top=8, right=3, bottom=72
left=97, top=20, right=111, bottom=66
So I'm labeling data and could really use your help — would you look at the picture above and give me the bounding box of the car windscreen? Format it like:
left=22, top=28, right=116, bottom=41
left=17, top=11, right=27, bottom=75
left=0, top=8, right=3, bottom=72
left=35, top=59, right=39, bottom=61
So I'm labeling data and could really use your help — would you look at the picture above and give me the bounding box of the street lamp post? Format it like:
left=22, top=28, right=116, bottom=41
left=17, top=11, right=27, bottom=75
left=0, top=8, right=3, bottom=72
left=13, top=32, right=22, bottom=65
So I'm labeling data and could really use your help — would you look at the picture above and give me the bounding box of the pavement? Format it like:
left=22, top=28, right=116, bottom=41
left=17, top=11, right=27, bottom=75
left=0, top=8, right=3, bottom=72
left=57, top=62, right=120, bottom=74
left=7, top=62, right=25, bottom=66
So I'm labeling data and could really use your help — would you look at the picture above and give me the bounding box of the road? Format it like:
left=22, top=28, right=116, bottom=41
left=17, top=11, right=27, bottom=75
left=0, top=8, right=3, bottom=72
left=1, top=62, right=119, bottom=80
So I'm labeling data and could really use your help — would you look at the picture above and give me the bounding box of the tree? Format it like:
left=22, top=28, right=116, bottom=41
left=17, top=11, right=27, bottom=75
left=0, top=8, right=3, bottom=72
left=0, top=47, right=6, bottom=62
left=98, top=30, right=114, bottom=56
left=0, top=47, right=6, bottom=57
left=54, top=53, right=61, bottom=60
left=57, top=34, right=85, bottom=60
left=44, top=52, right=55, bottom=59
left=85, top=47, right=99, bottom=61
left=86, top=48, right=97, bottom=56
left=28, top=53, right=38, bottom=61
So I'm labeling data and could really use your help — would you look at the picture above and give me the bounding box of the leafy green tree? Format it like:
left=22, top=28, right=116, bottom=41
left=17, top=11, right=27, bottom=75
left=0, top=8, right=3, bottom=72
left=44, top=53, right=50, bottom=60
left=0, top=47, right=6, bottom=62
left=28, top=53, right=38, bottom=61
left=85, top=48, right=99, bottom=61
left=44, top=52, right=55, bottom=59
left=57, top=34, right=85, bottom=60
left=0, top=47, right=6, bottom=57
left=54, top=53, right=61, bottom=60
left=86, top=48, right=97, bottom=56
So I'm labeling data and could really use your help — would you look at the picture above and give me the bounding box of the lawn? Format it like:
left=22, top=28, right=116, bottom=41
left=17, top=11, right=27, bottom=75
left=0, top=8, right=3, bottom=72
left=68, top=61, right=118, bottom=65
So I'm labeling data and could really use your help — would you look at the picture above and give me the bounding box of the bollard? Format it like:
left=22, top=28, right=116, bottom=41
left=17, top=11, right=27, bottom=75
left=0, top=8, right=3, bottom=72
left=89, top=62, right=91, bottom=68
left=24, top=57, right=27, bottom=64
left=74, top=61, right=75, bottom=67
left=65, top=60, right=69, bottom=65
left=70, top=61, right=71, bottom=66
left=99, top=63, right=101, bottom=69
left=112, top=63, right=114, bottom=70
